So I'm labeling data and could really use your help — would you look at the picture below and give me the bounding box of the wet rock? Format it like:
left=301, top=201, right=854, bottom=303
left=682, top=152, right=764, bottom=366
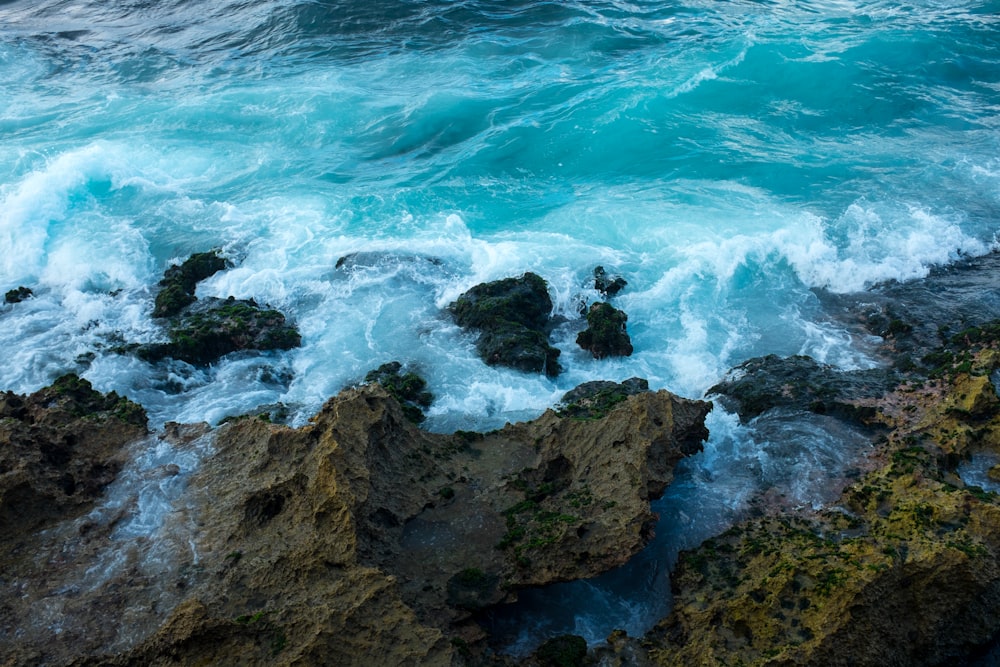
left=450, top=272, right=561, bottom=376
left=634, top=254, right=1000, bottom=667
left=708, top=354, right=893, bottom=425
left=364, top=361, right=433, bottom=424
left=557, top=377, right=649, bottom=419
left=138, top=297, right=301, bottom=366
left=153, top=250, right=229, bottom=318
left=593, top=265, right=627, bottom=298
left=0, top=380, right=710, bottom=665
left=576, top=301, right=633, bottom=359
left=4, top=285, right=33, bottom=304
left=533, top=634, right=587, bottom=667
left=0, top=374, right=146, bottom=539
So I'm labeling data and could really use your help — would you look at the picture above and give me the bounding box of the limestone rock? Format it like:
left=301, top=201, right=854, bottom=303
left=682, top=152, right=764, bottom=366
left=0, top=374, right=147, bottom=537
left=0, top=380, right=709, bottom=665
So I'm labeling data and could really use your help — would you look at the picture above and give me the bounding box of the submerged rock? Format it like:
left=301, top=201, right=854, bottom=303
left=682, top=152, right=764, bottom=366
left=449, top=272, right=561, bottom=376
left=593, top=266, right=627, bottom=298
left=576, top=301, right=633, bottom=359
left=4, top=285, right=33, bottom=304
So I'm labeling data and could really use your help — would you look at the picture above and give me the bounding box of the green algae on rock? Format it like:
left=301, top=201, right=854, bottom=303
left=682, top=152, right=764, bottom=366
left=153, top=250, right=230, bottom=318
left=137, top=251, right=301, bottom=366
left=449, top=272, right=561, bottom=377
left=576, top=301, right=633, bottom=359
left=364, top=361, right=433, bottom=423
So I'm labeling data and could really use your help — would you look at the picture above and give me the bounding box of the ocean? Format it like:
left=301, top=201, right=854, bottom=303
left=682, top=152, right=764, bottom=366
left=2, top=0, right=999, bottom=652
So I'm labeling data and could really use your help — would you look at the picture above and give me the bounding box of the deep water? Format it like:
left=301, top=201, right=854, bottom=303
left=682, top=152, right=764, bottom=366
left=2, top=0, right=1000, bottom=654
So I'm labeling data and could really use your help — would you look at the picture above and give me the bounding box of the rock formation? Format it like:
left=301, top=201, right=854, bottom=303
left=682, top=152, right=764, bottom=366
left=592, top=266, right=627, bottom=298
left=449, top=272, right=562, bottom=377
left=0, top=378, right=710, bottom=665
left=4, top=285, right=33, bottom=304
left=603, top=253, right=1000, bottom=666
left=137, top=251, right=301, bottom=365
left=576, top=302, right=633, bottom=359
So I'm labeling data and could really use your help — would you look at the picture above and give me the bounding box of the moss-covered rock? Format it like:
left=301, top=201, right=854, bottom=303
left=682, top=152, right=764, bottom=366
left=364, top=361, right=433, bottom=423
left=593, top=265, right=627, bottom=298
left=557, top=378, right=650, bottom=420
left=4, top=286, right=33, bottom=304
left=139, top=297, right=301, bottom=366
left=449, top=273, right=561, bottom=377
left=153, top=250, right=229, bottom=318
left=576, top=302, right=633, bottom=359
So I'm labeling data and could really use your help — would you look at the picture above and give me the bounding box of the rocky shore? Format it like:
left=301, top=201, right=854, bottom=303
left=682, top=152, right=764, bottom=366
left=4, top=253, right=1000, bottom=665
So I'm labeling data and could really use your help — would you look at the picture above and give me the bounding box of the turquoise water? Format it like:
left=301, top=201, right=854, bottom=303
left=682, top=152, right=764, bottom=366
left=2, top=0, right=998, bottom=427
left=2, top=0, right=1000, bottom=651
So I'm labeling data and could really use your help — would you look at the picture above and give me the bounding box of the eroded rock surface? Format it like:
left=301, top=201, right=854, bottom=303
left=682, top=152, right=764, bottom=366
left=0, top=374, right=146, bottom=536
left=618, top=253, right=1000, bottom=667
left=0, top=379, right=709, bottom=666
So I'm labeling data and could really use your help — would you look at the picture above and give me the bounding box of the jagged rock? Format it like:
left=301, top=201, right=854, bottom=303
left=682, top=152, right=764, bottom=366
left=364, top=361, right=433, bottom=423
left=593, top=266, right=627, bottom=298
left=450, top=272, right=561, bottom=376
left=648, top=355, right=1000, bottom=666
left=708, top=354, right=893, bottom=424
left=0, top=381, right=710, bottom=665
left=557, top=377, right=650, bottom=419
left=4, top=285, right=33, bottom=304
left=153, top=250, right=229, bottom=318
left=0, top=373, right=147, bottom=539
left=138, top=297, right=301, bottom=366
left=576, top=301, right=633, bottom=359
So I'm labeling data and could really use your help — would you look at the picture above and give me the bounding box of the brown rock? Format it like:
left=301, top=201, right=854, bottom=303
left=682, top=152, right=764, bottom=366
left=0, top=381, right=710, bottom=665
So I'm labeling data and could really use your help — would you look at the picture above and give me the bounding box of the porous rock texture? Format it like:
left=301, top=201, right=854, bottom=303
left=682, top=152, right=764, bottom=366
left=606, top=253, right=1000, bottom=667
left=0, top=379, right=710, bottom=666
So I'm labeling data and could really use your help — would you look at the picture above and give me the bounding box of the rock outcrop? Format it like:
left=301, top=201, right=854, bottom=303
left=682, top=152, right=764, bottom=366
left=449, top=272, right=562, bottom=377
left=4, top=285, right=33, bottom=304
left=576, top=301, right=633, bottom=359
left=137, top=251, right=301, bottom=365
left=620, top=253, right=1000, bottom=666
left=0, top=374, right=147, bottom=537
left=0, top=378, right=710, bottom=665
left=592, top=266, right=627, bottom=298
left=363, top=360, right=433, bottom=423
